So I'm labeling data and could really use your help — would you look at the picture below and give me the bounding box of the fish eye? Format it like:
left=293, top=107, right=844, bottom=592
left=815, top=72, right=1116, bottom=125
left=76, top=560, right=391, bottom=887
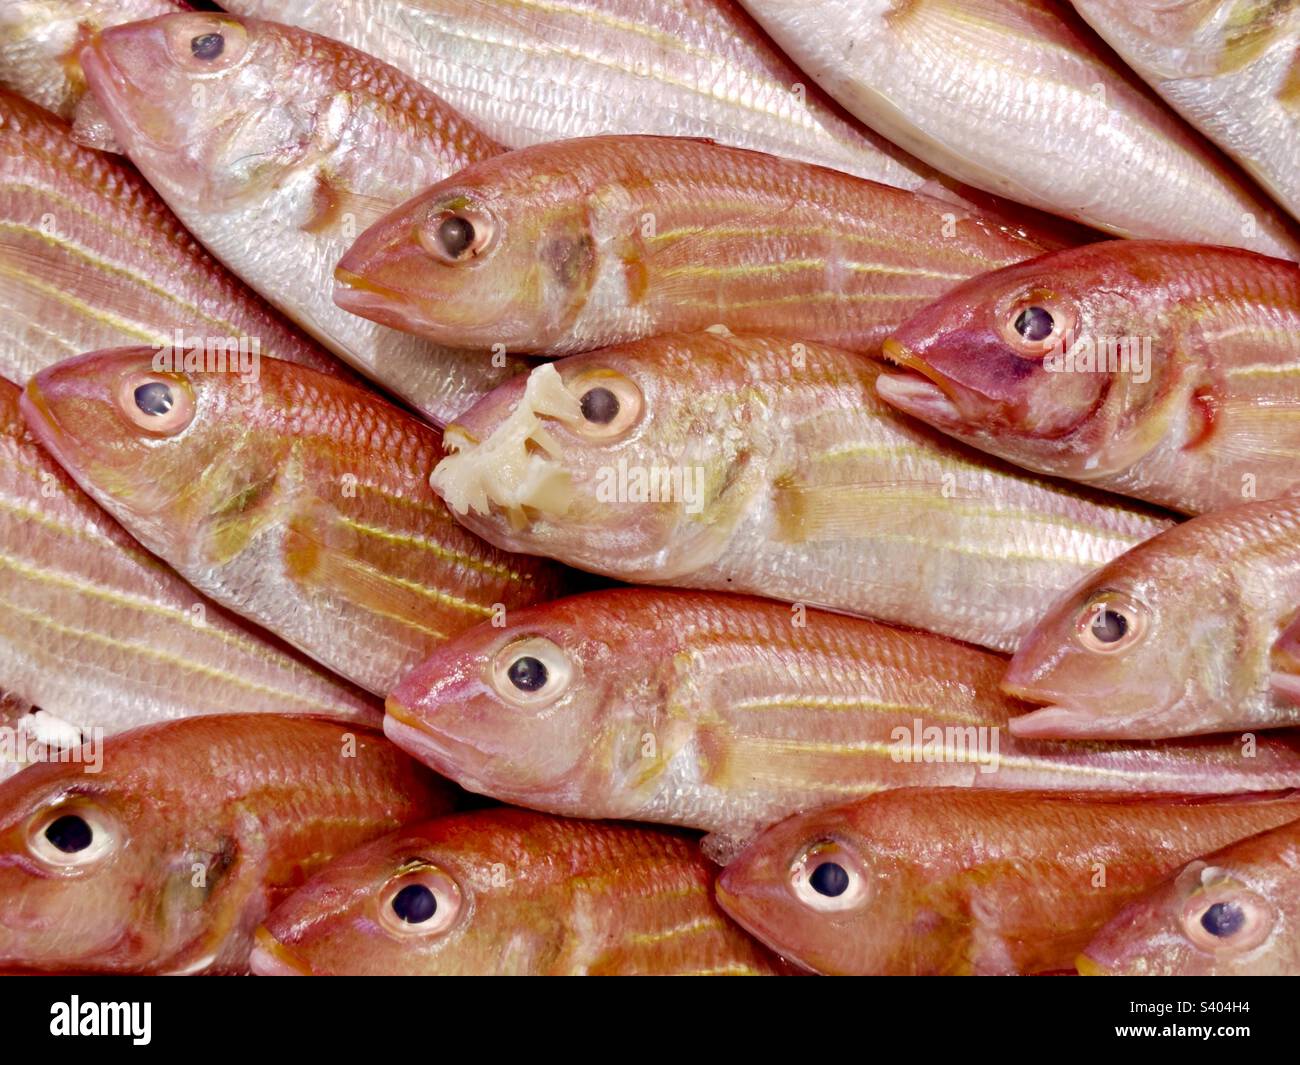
left=190, top=33, right=224, bottom=60
left=114, top=371, right=196, bottom=435
left=790, top=840, right=871, bottom=913
left=419, top=203, right=497, bottom=264
left=168, top=18, right=247, bottom=68
left=1075, top=592, right=1147, bottom=654
left=1182, top=874, right=1274, bottom=954
left=566, top=370, right=643, bottom=440
left=379, top=866, right=462, bottom=938
left=1000, top=293, right=1073, bottom=358
left=26, top=803, right=116, bottom=870
left=489, top=636, right=574, bottom=707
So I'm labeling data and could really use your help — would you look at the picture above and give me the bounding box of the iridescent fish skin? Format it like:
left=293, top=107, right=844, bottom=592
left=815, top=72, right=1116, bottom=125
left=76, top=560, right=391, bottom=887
left=79, top=12, right=521, bottom=426
left=251, top=807, right=784, bottom=976
left=0, top=715, right=454, bottom=974
left=21, top=348, right=567, bottom=695
left=333, top=135, right=1049, bottom=356
left=1004, top=497, right=1300, bottom=740
left=716, top=788, right=1300, bottom=975
left=1072, top=0, right=1300, bottom=226
left=1079, top=818, right=1300, bottom=976
left=0, top=89, right=342, bottom=386
left=0, top=376, right=378, bottom=781
left=737, top=0, right=1300, bottom=259
left=386, top=587, right=1300, bottom=841
left=216, top=0, right=948, bottom=192
left=878, top=241, right=1300, bottom=514
left=0, top=0, right=182, bottom=118
left=427, top=333, right=1171, bottom=653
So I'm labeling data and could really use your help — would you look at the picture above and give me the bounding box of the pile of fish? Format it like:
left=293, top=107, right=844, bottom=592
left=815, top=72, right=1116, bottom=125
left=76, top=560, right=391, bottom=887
left=1, top=0, right=1298, bottom=977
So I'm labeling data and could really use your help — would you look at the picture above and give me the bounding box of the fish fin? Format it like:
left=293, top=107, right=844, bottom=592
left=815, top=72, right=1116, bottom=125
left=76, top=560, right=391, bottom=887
left=1271, top=611, right=1300, bottom=704
left=302, top=172, right=394, bottom=235
left=282, top=512, right=489, bottom=639
left=1271, top=673, right=1300, bottom=706
left=1280, top=48, right=1300, bottom=109
left=1217, top=4, right=1294, bottom=75
left=772, top=478, right=978, bottom=543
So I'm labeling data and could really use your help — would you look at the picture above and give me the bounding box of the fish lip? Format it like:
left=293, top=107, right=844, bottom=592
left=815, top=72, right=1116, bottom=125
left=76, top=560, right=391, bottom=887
left=249, top=929, right=311, bottom=976
left=877, top=340, right=965, bottom=426
left=382, top=703, right=482, bottom=780
left=1006, top=703, right=1108, bottom=739
left=714, top=878, right=818, bottom=975
left=1074, top=953, right=1112, bottom=976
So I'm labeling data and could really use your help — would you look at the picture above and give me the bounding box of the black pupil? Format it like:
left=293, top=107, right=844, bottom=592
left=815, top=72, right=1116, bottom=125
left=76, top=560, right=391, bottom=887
left=580, top=387, right=620, bottom=425
left=507, top=655, right=547, bottom=692
left=1201, top=901, right=1246, bottom=938
left=190, top=33, right=224, bottom=60
left=1013, top=306, right=1054, bottom=342
left=133, top=381, right=174, bottom=417
left=809, top=861, right=850, bottom=897
left=45, top=814, right=92, bottom=854
left=438, top=216, right=475, bottom=258
left=1090, top=606, right=1128, bottom=643
left=391, top=883, right=437, bottom=924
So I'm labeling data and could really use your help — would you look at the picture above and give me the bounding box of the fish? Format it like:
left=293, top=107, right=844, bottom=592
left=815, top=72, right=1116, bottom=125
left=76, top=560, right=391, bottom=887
left=1071, top=0, right=1300, bottom=226
left=1078, top=817, right=1300, bottom=975
left=0, top=88, right=343, bottom=387
left=385, top=586, right=1300, bottom=844
left=736, top=0, right=1300, bottom=259
left=0, top=376, right=379, bottom=780
left=21, top=347, right=569, bottom=695
left=878, top=240, right=1300, bottom=515
left=425, top=332, right=1173, bottom=653
left=78, top=12, right=523, bottom=426
left=214, top=0, right=964, bottom=193
left=1003, top=496, right=1300, bottom=740
left=251, top=807, right=785, bottom=975
left=333, top=134, right=1053, bottom=357
left=0, top=715, right=455, bottom=974
left=715, top=788, right=1300, bottom=975
left=0, top=0, right=183, bottom=118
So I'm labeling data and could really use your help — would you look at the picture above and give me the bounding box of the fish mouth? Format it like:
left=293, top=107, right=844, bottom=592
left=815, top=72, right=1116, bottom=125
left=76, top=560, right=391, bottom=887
left=1074, top=953, right=1111, bottom=976
left=1005, top=702, right=1110, bottom=739
left=382, top=700, right=478, bottom=777
left=876, top=340, right=964, bottom=427
left=249, top=928, right=311, bottom=976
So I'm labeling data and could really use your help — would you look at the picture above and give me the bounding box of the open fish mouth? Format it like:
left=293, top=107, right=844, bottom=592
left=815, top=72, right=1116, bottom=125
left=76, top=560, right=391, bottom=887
left=876, top=339, right=965, bottom=426
left=430, top=363, right=583, bottom=527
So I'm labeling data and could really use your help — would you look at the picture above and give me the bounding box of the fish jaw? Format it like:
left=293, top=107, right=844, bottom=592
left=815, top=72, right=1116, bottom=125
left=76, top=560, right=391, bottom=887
left=248, top=928, right=311, bottom=976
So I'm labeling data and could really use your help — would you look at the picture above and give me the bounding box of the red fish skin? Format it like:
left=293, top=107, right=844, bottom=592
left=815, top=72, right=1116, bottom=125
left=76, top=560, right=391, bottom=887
left=879, top=240, right=1300, bottom=514
left=333, top=134, right=1052, bottom=356
left=1079, top=817, right=1300, bottom=976
left=253, top=807, right=788, bottom=976
left=716, top=788, right=1300, bottom=975
left=0, top=715, right=455, bottom=974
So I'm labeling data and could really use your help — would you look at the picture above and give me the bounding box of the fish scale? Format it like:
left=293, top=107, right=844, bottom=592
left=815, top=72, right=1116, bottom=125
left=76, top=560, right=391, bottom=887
left=385, top=588, right=1300, bottom=844
left=0, top=376, right=378, bottom=781
left=0, top=715, right=454, bottom=974
left=253, top=808, right=786, bottom=975
left=0, top=89, right=342, bottom=385
left=738, top=0, right=1300, bottom=258
left=22, top=348, right=569, bottom=695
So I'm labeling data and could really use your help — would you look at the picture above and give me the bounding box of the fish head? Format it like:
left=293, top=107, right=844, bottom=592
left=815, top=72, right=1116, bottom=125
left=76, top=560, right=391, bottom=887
left=1079, top=848, right=1288, bottom=976
left=1072, top=1, right=1272, bottom=78
left=334, top=153, right=600, bottom=351
left=80, top=13, right=318, bottom=209
left=428, top=338, right=771, bottom=581
left=22, top=346, right=291, bottom=558
left=385, top=595, right=657, bottom=813
left=880, top=245, right=1168, bottom=478
left=716, top=806, right=916, bottom=975
left=0, top=760, right=160, bottom=971
left=253, top=814, right=565, bottom=975
left=1002, top=543, right=1236, bottom=738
